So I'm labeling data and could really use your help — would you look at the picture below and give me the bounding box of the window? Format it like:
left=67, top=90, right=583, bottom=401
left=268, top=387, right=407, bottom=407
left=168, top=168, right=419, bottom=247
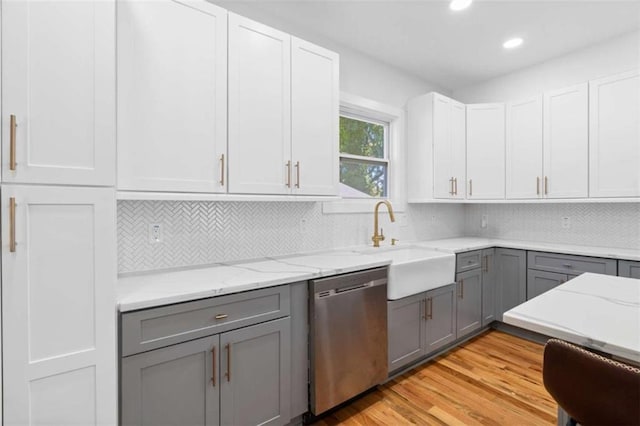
left=339, top=113, right=390, bottom=198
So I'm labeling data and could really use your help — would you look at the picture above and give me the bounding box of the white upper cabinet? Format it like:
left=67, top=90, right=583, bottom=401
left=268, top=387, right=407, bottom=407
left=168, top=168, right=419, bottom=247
left=506, top=96, right=543, bottom=199
left=2, top=185, right=117, bottom=425
left=228, top=13, right=292, bottom=195
left=1, top=0, right=115, bottom=186
left=291, top=37, right=339, bottom=196
left=117, top=0, right=228, bottom=193
left=543, top=83, right=589, bottom=198
left=408, top=93, right=465, bottom=201
left=589, top=70, right=640, bottom=198
left=466, top=103, right=505, bottom=199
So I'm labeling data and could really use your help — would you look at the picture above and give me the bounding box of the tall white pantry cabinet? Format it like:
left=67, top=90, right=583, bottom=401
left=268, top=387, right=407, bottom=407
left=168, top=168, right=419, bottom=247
left=1, top=1, right=117, bottom=425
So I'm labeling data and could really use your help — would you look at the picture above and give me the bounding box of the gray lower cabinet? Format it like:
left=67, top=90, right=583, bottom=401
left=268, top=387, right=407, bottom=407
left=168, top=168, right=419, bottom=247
left=495, top=248, right=527, bottom=321
left=387, top=283, right=456, bottom=373
left=455, top=269, right=482, bottom=338
left=424, top=284, right=457, bottom=353
left=121, top=335, right=220, bottom=426
left=121, top=284, right=294, bottom=426
left=527, top=270, right=575, bottom=300
left=220, top=318, right=291, bottom=426
left=619, top=260, right=640, bottom=278
left=481, top=248, right=496, bottom=326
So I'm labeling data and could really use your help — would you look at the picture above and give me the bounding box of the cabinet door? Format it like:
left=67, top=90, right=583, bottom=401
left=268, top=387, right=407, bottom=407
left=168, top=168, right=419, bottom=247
left=506, top=96, right=543, bottom=199
left=495, top=248, right=527, bottom=321
left=220, top=317, right=291, bottom=426
left=117, top=0, right=228, bottom=193
left=2, top=186, right=116, bottom=425
left=543, top=83, right=588, bottom=198
left=455, top=270, right=482, bottom=338
left=433, top=95, right=466, bottom=199
left=589, top=70, right=640, bottom=197
left=527, top=270, right=567, bottom=300
left=619, top=260, right=640, bottom=279
left=1, top=0, right=115, bottom=186
left=481, top=249, right=497, bottom=326
left=291, top=37, right=339, bottom=196
left=228, top=14, right=292, bottom=195
left=121, top=335, right=220, bottom=426
left=466, top=103, right=506, bottom=199
left=424, top=284, right=457, bottom=354
left=388, top=293, right=425, bottom=372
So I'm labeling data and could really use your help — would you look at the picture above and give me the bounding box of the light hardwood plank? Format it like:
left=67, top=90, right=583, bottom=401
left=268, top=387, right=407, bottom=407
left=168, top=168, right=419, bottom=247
left=313, top=330, right=556, bottom=425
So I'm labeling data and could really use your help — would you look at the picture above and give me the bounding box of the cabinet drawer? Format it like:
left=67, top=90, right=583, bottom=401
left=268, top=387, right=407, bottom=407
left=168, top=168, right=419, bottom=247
left=527, top=251, right=617, bottom=276
left=121, top=285, right=290, bottom=356
left=456, top=250, right=482, bottom=272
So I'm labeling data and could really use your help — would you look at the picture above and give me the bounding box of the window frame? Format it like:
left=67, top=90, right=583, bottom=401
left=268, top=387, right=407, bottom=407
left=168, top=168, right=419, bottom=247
left=324, top=92, right=406, bottom=214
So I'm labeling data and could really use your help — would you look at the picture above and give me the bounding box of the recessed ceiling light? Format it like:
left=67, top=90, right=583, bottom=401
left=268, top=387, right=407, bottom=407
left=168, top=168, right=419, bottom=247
left=503, top=37, right=524, bottom=49
left=450, top=0, right=473, bottom=11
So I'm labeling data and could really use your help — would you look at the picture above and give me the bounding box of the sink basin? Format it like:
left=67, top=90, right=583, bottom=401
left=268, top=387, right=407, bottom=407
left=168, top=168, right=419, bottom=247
left=357, top=246, right=456, bottom=300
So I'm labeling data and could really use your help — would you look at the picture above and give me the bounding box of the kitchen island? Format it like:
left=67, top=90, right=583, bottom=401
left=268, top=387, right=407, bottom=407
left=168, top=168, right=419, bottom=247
left=503, top=272, right=640, bottom=363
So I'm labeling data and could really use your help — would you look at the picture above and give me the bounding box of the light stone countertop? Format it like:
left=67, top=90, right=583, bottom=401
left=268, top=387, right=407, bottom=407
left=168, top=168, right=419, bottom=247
left=117, top=237, right=639, bottom=312
left=503, top=273, right=640, bottom=363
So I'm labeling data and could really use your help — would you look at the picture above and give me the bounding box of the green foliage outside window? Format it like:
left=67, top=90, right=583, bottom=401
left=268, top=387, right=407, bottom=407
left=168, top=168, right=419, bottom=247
left=339, top=116, right=388, bottom=198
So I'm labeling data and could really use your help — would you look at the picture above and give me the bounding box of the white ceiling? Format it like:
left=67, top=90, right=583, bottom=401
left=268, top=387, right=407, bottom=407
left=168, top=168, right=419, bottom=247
left=218, top=0, right=640, bottom=90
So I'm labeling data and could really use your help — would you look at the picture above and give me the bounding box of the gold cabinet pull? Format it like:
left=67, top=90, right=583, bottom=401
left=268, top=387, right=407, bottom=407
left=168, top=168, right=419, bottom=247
left=453, top=178, right=458, bottom=195
left=219, top=154, right=225, bottom=186
left=211, top=346, right=216, bottom=387
left=544, top=176, right=549, bottom=195
left=427, top=297, right=433, bottom=320
left=9, top=197, right=16, bottom=252
left=536, top=177, right=540, bottom=195
left=285, top=161, right=291, bottom=188
left=422, top=299, right=427, bottom=320
left=469, top=179, right=473, bottom=196
left=10, top=114, right=17, bottom=170
left=214, top=314, right=228, bottom=320
left=225, top=343, right=231, bottom=382
left=449, top=177, right=454, bottom=196
left=295, top=161, right=300, bottom=188
left=461, top=278, right=464, bottom=299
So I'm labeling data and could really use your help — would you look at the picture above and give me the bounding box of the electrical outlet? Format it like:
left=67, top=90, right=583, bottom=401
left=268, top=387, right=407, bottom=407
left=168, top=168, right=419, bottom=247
left=149, top=223, right=163, bottom=244
left=396, top=214, right=408, bottom=228
left=481, top=214, right=488, bottom=229
left=562, top=217, right=571, bottom=229
left=299, top=218, right=308, bottom=234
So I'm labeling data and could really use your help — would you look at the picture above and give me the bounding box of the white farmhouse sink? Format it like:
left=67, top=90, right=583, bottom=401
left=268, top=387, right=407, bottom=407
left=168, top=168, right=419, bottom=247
left=357, top=246, right=456, bottom=300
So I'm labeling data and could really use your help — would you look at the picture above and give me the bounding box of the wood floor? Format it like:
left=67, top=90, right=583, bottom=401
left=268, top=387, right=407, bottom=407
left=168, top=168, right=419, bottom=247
left=313, top=330, right=556, bottom=426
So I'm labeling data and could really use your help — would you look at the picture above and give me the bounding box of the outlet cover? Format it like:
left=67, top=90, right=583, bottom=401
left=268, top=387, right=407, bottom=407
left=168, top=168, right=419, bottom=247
left=149, top=223, right=163, bottom=244
left=397, top=214, right=408, bottom=228
left=481, top=214, right=488, bottom=229
left=562, top=217, right=571, bottom=229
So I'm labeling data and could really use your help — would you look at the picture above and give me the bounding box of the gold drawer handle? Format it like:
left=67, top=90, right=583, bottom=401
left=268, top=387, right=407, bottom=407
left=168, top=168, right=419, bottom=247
left=225, top=343, right=231, bottom=382
left=219, top=154, right=225, bottom=186
left=211, top=346, right=216, bottom=387
left=214, top=314, right=228, bottom=320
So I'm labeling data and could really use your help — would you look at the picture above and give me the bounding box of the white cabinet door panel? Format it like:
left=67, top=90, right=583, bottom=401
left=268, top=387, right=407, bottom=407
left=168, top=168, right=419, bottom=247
left=589, top=70, right=640, bottom=197
left=2, top=185, right=116, bottom=425
left=466, top=103, right=505, bottom=199
left=506, top=96, right=543, bottom=199
left=228, top=14, right=291, bottom=194
left=291, top=37, right=339, bottom=196
left=543, top=83, right=589, bottom=198
left=1, top=0, right=115, bottom=186
left=432, top=95, right=465, bottom=199
left=117, top=0, right=228, bottom=193
left=451, top=100, right=467, bottom=199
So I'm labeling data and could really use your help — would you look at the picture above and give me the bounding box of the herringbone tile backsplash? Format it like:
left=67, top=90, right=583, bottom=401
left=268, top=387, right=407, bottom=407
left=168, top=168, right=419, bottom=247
left=118, top=201, right=465, bottom=273
left=465, top=203, right=640, bottom=249
left=118, top=201, right=639, bottom=274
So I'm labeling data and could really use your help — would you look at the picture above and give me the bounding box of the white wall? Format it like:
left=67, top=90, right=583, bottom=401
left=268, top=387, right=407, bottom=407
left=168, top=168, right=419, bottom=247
left=453, top=31, right=640, bottom=103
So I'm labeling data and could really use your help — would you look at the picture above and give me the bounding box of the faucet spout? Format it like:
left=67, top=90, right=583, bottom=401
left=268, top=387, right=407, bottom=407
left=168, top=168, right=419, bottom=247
left=372, top=200, right=395, bottom=247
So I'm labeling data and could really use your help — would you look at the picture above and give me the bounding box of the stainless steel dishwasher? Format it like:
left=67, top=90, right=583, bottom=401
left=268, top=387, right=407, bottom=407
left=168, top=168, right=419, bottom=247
left=309, top=267, right=388, bottom=415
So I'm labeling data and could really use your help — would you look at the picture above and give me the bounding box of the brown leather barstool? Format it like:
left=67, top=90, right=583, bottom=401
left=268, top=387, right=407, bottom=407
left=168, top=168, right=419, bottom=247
left=543, top=338, right=640, bottom=426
